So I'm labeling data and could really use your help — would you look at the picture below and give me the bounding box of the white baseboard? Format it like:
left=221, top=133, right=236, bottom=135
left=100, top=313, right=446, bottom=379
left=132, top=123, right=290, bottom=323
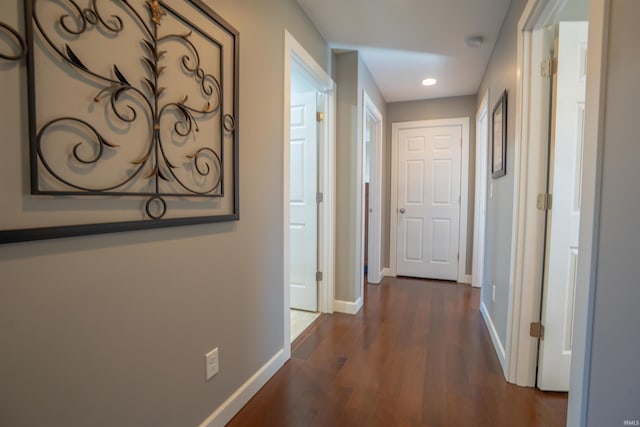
left=199, top=349, right=287, bottom=427
left=480, top=301, right=507, bottom=374
left=381, top=268, right=394, bottom=278
left=458, top=274, right=472, bottom=285
left=355, top=296, right=363, bottom=313
left=333, top=297, right=363, bottom=315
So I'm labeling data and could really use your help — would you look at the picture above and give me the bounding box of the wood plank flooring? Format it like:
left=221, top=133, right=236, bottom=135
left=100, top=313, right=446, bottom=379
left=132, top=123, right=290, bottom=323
left=228, top=277, right=568, bottom=427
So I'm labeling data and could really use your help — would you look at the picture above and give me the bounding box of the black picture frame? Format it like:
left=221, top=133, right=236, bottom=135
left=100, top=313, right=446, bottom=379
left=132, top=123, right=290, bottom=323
left=0, top=0, right=240, bottom=245
left=492, top=90, right=507, bottom=179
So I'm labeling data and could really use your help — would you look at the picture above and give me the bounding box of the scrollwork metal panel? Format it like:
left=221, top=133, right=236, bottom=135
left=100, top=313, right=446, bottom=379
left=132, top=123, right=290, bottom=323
left=0, top=21, right=27, bottom=60
left=0, top=0, right=239, bottom=243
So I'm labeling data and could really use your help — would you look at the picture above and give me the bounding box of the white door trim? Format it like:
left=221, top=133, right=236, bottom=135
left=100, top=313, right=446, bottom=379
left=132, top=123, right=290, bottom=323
left=390, top=117, right=470, bottom=283
left=504, top=17, right=558, bottom=386
left=359, top=90, right=384, bottom=287
left=283, top=30, right=336, bottom=360
left=472, top=91, right=489, bottom=288
left=505, top=3, right=608, bottom=425
left=504, top=0, right=570, bottom=386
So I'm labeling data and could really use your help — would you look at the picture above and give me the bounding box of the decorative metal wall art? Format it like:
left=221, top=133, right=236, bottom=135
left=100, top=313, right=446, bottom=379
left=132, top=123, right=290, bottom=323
left=0, top=21, right=27, bottom=60
left=0, top=0, right=239, bottom=244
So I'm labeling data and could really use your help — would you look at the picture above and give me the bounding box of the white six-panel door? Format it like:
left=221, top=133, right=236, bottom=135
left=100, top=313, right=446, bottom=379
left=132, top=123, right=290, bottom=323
left=290, top=92, right=318, bottom=312
left=396, top=125, right=462, bottom=280
left=537, top=21, right=588, bottom=391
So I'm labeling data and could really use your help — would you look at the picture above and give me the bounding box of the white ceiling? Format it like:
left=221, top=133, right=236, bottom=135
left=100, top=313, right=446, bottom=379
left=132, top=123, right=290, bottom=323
left=296, top=0, right=512, bottom=103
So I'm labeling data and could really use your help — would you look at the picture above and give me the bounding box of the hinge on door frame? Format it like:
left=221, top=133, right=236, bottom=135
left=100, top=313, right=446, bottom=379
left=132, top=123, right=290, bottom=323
left=316, top=111, right=324, bottom=122
left=530, top=322, right=545, bottom=339
left=316, top=192, right=324, bottom=203
left=540, top=57, right=558, bottom=77
left=537, top=193, right=552, bottom=211
left=457, top=253, right=460, bottom=261
left=316, top=271, right=323, bottom=282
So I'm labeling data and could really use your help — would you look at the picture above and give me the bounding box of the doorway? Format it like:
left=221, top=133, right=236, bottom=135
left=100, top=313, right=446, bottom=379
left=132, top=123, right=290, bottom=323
left=359, top=91, right=384, bottom=291
left=504, top=0, right=597, bottom=413
left=537, top=21, right=588, bottom=391
left=289, top=66, right=321, bottom=339
left=283, top=31, right=335, bottom=352
left=390, top=118, right=471, bottom=282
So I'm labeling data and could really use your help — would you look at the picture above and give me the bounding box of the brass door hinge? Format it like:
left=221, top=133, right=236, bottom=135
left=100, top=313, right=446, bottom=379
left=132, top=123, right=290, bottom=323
left=537, top=193, right=552, bottom=211
left=530, top=322, right=545, bottom=339
left=540, top=58, right=558, bottom=77
left=317, top=112, right=324, bottom=122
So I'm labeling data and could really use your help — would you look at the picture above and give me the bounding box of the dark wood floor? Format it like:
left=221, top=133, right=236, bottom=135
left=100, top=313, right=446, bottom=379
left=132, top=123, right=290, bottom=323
left=229, top=277, right=567, bottom=427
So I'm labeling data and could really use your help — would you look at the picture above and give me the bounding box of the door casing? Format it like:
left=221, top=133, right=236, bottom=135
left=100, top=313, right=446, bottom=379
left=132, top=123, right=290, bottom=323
left=472, top=91, right=489, bottom=289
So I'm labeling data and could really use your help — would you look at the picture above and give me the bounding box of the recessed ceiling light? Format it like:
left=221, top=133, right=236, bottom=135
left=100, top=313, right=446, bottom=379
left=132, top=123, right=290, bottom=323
left=465, top=35, right=484, bottom=48
left=422, top=78, right=437, bottom=86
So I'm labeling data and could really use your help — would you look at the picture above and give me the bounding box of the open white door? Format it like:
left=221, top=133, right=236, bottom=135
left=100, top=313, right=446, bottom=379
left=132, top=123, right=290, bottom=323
left=290, top=91, right=318, bottom=312
left=538, top=21, right=588, bottom=391
left=396, top=125, right=462, bottom=280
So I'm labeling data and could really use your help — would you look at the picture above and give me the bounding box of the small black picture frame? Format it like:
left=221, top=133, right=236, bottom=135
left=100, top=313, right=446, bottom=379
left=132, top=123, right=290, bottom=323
left=492, top=90, right=507, bottom=178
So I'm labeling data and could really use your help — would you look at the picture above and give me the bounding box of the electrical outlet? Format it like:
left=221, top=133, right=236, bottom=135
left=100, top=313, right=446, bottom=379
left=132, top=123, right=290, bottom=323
left=205, top=348, right=219, bottom=381
left=492, top=285, right=496, bottom=302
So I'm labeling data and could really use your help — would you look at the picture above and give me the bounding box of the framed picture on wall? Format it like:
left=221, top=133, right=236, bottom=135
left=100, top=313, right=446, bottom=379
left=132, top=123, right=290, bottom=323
left=492, top=90, right=507, bottom=178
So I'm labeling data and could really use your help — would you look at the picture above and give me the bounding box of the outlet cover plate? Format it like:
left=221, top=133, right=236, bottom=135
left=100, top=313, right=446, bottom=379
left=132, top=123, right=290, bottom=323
left=205, top=348, right=219, bottom=381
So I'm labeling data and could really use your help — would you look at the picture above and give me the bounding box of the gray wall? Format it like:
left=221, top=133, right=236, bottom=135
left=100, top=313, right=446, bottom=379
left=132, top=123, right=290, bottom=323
left=334, top=51, right=359, bottom=302
left=475, top=0, right=528, bottom=348
left=333, top=51, right=386, bottom=302
left=0, top=0, right=329, bottom=426
left=581, top=0, right=640, bottom=424
left=386, top=96, right=477, bottom=274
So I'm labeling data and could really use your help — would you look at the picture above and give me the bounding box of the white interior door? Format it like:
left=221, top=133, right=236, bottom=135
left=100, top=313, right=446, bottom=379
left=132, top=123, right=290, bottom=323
left=396, top=125, right=462, bottom=280
left=538, top=21, right=588, bottom=391
left=290, top=91, right=318, bottom=312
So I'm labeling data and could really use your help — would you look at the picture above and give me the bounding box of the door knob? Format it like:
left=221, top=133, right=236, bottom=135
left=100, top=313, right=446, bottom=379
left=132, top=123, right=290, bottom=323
left=399, top=208, right=406, bottom=214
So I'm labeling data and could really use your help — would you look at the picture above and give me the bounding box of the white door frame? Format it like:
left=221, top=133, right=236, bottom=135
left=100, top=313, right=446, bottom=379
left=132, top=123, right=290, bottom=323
left=390, top=118, right=470, bottom=283
left=283, top=30, right=336, bottom=359
left=505, top=1, right=609, bottom=424
left=358, top=90, right=384, bottom=288
left=472, top=91, right=489, bottom=288
left=503, top=14, right=558, bottom=385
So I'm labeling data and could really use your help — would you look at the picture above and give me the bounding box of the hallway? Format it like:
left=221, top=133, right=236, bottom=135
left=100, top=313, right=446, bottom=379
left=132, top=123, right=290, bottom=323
left=229, top=278, right=567, bottom=426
